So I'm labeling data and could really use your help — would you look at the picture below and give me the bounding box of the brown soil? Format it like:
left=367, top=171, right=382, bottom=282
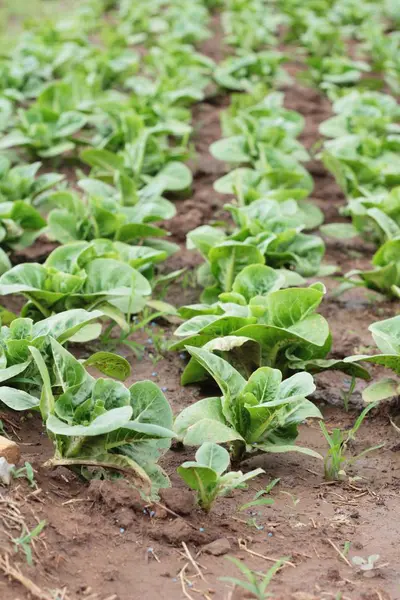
left=1, top=14, right=400, bottom=600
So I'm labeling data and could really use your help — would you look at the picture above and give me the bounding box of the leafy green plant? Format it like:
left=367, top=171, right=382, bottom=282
left=0, top=240, right=153, bottom=324
left=174, top=346, right=323, bottom=462
left=320, top=403, right=383, bottom=480
left=214, top=164, right=314, bottom=204
left=0, top=104, right=88, bottom=158
left=352, top=554, right=382, bottom=574
left=345, top=315, right=400, bottom=403
left=221, top=556, right=287, bottom=599
left=0, top=200, right=46, bottom=251
left=177, top=442, right=264, bottom=511
left=214, top=51, right=289, bottom=92
left=0, top=158, right=64, bottom=204
left=338, top=238, right=400, bottom=299
left=186, top=224, right=325, bottom=300
left=45, top=184, right=179, bottom=264
left=322, top=134, right=400, bottom=198
left=299, top=56, right=371, bottom=96
left=339, top=187, right=400, bottom=247
left=31, top=338, right=175, bottom=496
left=319, top=91, right=400, bottom=140
left=0, top=308, right=129, bottom=409
left=211, top=93, right=309, bottom=166
left=172, top=276, right=368, bottom=382
left=221, top=0, right=281, bottom=51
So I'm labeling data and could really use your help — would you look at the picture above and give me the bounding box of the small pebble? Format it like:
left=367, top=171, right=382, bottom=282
left=120, top=528, right=125, bottom=534
left=152, top=372, right=157, bottom=377
left=199, top=527, right=205, bottom=532
left=147, top=547, right=153, bottom=553
left=268, top=532, right=273, bottom=537
left=179, top=353, right=186, bottom=360
left=162, top=386, right=168, bottom=392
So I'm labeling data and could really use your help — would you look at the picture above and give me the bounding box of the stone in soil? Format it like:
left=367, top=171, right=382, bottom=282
left=0, top=436, right=20, bottom=465
left=202, top=537, right=231, bottom=556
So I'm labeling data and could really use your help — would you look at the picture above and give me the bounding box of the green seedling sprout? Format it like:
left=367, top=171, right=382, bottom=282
left=221, top=556, right=288, bottom=599
left=320, top=403, right=384, bottom=480
left=12, top=520, right=46, bottom=565
left=239, top=478, right=280, bottom=511
left=11, top=461, right=37, bottom=488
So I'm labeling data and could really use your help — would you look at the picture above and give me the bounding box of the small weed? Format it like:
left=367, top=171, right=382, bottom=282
left=0, top=420, right=9, bottom=438
left=145, top=326, right=169, bottom=365
left=320, top=403, right=384, bottom=480
left=341, top=375, right=356, bottom=412
left=181, top=270, right=198, bottom=289
left=100, top=308, right=167, bottom=355
left=12, top=520, right=46, bottom=565
left=11, top=462, right=37, bottom=488
left=221, top=556, right=287, bottom=599
left=280, top=491, right=300, bottom=507
left=343, top=541, right=351, bottom=558
left=240, top=478, right=280, bottom=511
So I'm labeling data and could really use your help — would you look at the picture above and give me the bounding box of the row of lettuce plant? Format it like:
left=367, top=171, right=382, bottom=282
left=271, top=0, right=400, bottom=301
left=170, top=0, right=400, bottom=462
left=271, top=0, right=400, bottom=410
left=167, top=0, right=364, bottom=462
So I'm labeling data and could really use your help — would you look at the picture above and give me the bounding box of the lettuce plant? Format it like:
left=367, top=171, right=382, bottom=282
left=172, top=277, right=368, bottom=382
left=299, top=56, right=371, bottom=97
left=211, top=91, right=309, bottom=167
left=339, top=238, right=400, bottom=299
left=0, top=308, right=107, bottom=408
left=227, top=197, right=324, bottom=232
left=343, top=187, right=400, bottom=246
left=361, top=23, right=400, bottom=95
left=46, top=185, right=178, bottom=261
left=187, top=224, right=325, bottom=300
left=221, top=90, right=304, bottom=138
left=345, top=315, right=400, bottom=403
left=320, top=91, right=400, bottom=140
left=30, top=339, right=175, bottom=496
left=210, top=124, right=309, bottom=167
left=178, top=442, right=264, bottom=511
left=0, top=158, right=64, bottom=204
left=174, top=346, right=323, bottom=462
left=322, top=134, right=400, bottom=198
left=0, top=105, right=88, bottom=158
left=214, top=165, right=314, bottom=205
left=81, top=149, right=192, bottom=199
left=214, top=51, right=289, bottom=92
left=0, top=201, right=46, bottom=251
left=0, top=240, right=152, bottom=324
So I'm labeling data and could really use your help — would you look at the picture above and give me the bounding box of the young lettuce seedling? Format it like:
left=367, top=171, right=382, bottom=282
left=177, top=442, right=264, bottom=512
